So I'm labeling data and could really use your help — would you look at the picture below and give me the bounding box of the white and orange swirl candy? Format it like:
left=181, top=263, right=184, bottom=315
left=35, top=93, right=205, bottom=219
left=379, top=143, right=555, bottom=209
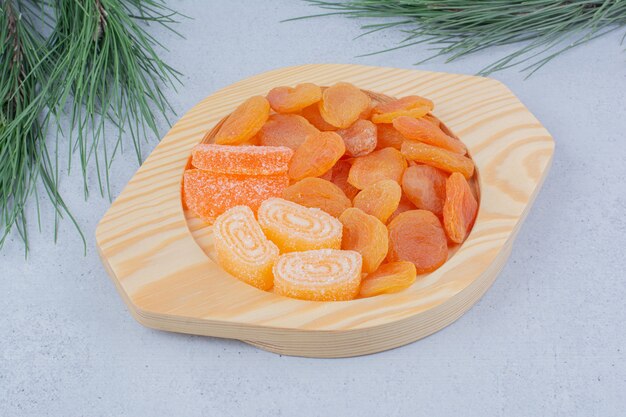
left=257, top=198, right=342, bottom=253
left=213, top=206, right=279, bottom=290
left=273, top=249, right=363, bottom=301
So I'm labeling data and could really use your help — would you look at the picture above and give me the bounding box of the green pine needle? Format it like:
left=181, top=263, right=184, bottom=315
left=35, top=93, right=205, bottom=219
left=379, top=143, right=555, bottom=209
left=294, top=0, right=626, bottom=75
left=0, top=0, right=183, bottom=254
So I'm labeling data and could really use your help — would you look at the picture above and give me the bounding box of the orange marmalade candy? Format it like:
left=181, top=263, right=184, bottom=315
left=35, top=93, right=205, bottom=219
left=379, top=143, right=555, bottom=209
left=300, top=103, right=338, bottom=131
left=393, top=116, right=466, bottom=154
left=443, top=172, right=478, bottom=244
left=401, top=140, right=475, bottom=179
left=387, top=210, right=448, bottom=274
left=213, top=206, right=279, bottom=290
left=273, top=249, right=362, bottom=301
left=257, top=114, right=319, bottom=150
left=288, top=131, right=345, bottom=181
left=330, top=159, right=359, bottom=200
left=319, top=82, right=371, bottom=129
left=191, top=144, right=293, bottom=175
left=359, top=262, right=417, bottom=298
left=258, top=198, right=342, bottom=252
left=376, top=124, right=405, bottom=150
left=183, top=169, right=288, bottom=222
left=336, top=119, right=377, bottom=157
left=348, top=147, right=407, bottom=190
left=214, top=96, right=270, bottom=145
left=339, top=208, right=388, bottom=273
left=353, top=179, right=401, bottom=224
left=267, top=83, right=322, bottom=113
left=401, top=165, right=448, bottom=218
left=283, top=177, right=351, bottom=218
left=371, top=95, right=434, bottom=124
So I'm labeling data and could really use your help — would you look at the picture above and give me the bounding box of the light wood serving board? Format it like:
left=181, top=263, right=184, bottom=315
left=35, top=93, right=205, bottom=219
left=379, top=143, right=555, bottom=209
left=96, top=64, right=554, bottom=358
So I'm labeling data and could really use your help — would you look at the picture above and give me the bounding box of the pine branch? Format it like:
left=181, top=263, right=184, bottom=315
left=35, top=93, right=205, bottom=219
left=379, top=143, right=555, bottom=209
left=0, top=0, right=183, bottom=253
left=295, top=0, right=626, bottom=75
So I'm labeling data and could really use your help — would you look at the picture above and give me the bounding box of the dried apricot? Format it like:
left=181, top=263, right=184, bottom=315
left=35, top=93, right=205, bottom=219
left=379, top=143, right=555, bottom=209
left=353, top=179, right=401, bottom=224
left=183, top=169, right=288, bottom=223
left=300, top=103, right=338, bottom=131
left=393, top=116, right=466, bottom=154
left=388, top=193, right=417, bottom=222
left=273, top=249, right=362, bottom=301
left=339, top=208, right=388, bottom=273
left=330, top=159, right=359, bottom=200
left=376, top=124, right=405, bottom=150
left=443, top=172, right=478, bottom=244
left=359, top=262, right=417, bottom=298
left=319, top=82, right=371, bottom=129
left=257, top=114, right=319, bottom=150
left=348, top=147, right=407, bottom=190
left=318, top=169, right=334, bottom=181
left=426, top=114, right=459, bottom=139
left=401, top=140, right=474, bottom=179
left=214, top=96, right=270, bottom=145
left=267, top=83, right=322, bottom=113
left=387, top=210, right=448, bottom=274
left=336, top=119, right=377, bottom=157
left=191, top=144, right=293, bottom=175
left=371, top=95, right=434, bottom=124
left=423, top=113, right=441, bottom=127
left=283, top=177, right=351, bottom=218
left=288, top=131, right=345, bottom=181
left=401, top=165, right=448, bottom=218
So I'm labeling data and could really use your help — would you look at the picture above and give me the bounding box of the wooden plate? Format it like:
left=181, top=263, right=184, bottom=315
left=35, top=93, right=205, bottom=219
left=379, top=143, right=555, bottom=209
left=96, top=64, right=554, bottom=358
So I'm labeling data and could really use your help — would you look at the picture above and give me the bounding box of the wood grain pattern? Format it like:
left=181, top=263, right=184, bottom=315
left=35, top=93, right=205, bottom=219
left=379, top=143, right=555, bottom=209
left=96, top=64, right=554, bottom=358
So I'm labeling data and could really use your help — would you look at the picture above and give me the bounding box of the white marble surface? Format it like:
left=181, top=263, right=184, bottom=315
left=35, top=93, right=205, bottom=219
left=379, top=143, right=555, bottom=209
left=1, top=1, right=625, bottom=415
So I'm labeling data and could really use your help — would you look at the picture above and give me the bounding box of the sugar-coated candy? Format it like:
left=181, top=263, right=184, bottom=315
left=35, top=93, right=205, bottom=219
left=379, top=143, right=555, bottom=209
left=273, top=249, right=363, bottom=301
left=191, top=144, right=293, bottom=175
left=213, top=206, right=279, bottom=290
left=183, top=169, right=288, bottom=223
left=257, top=198, right=343, bottom=252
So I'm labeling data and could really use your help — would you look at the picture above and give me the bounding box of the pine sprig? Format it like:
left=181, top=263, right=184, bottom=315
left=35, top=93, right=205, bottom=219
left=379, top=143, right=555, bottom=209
left=0, top=0, right=182, bottom=253
left=295, top=0, right=626, bottom=75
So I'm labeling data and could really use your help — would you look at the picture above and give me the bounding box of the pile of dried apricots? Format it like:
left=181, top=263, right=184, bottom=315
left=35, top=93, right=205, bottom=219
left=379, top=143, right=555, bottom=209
left=183, top=82, right=478, bottom=301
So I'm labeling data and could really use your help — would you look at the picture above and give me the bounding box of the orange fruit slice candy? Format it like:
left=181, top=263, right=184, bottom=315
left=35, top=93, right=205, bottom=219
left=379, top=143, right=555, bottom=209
left=191, top=144, right=293, bottom=176
left=183, top=169, right=288, bottom=223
